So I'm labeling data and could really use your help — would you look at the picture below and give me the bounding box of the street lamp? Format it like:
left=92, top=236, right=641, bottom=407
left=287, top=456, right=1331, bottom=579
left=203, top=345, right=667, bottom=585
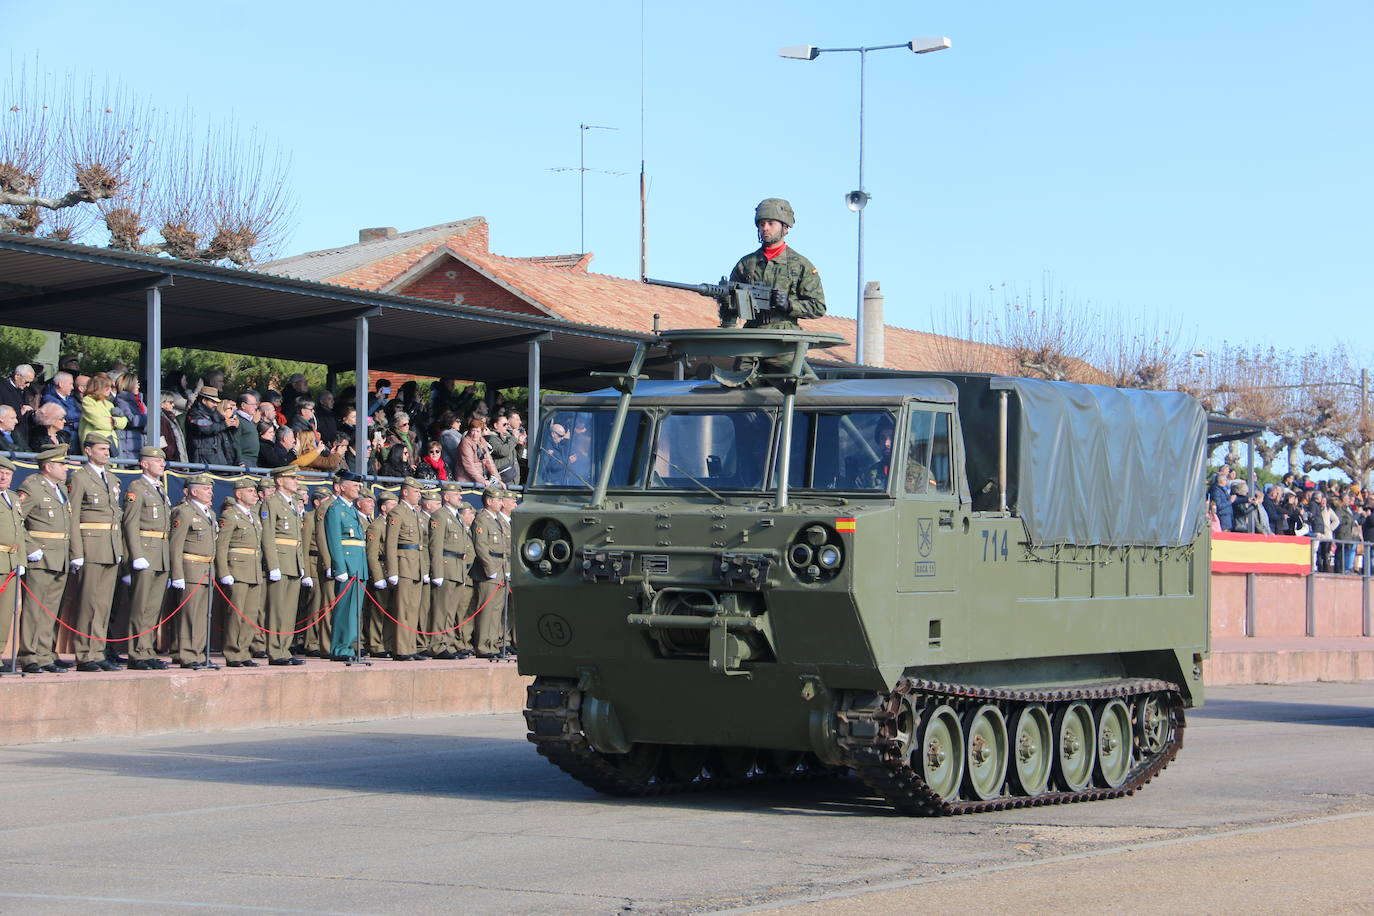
left=780, top=37, right=950, bottom=365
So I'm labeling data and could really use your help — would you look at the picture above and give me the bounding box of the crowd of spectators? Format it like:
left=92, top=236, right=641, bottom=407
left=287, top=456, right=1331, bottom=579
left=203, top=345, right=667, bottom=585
left=0, top=361, right=529, bottom=485
left=1208, top=466, right=1374, bottom=573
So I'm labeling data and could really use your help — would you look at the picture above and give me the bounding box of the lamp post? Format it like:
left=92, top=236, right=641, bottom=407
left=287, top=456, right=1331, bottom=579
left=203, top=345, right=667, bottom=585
left=780, top=38, right=950, bottom=365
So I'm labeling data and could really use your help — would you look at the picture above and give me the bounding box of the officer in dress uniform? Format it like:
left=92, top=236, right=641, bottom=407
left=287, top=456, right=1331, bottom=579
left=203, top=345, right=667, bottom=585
left=417, top=486, right=441, bottom=657
left=426, top=481, right=470, bottom=659
left=365, top=488, right=396, bottom=658
left=383, top=477, right=426, bottom=660
left=169, top=474, right=219, bottom=669
left=217, top=477, right=265, bottom=667
left=499, top=487, right=519, bottom=654
left=454, top=501, right=479, bottom=656
left=261, top=467, right=311, bottom=665
left=250, top=476, right=276, bottom=659
left=471, top=484, right=510, bottom=658
left=18, top=445, right=75, bottom=673
left=121, top=446, right=171, bottom=670
left=68, top=432, right=126, bottom=671
left=0, top=455, right=25, bottom=671
left=324, top=471, right=367, bottom=661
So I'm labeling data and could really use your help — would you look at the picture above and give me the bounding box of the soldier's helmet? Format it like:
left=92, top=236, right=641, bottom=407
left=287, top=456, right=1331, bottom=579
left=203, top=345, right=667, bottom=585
left=754, top=197, right=795, bottom=228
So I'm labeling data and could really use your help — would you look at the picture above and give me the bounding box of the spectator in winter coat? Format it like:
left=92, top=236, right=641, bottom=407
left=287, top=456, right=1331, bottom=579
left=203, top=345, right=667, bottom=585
left=1208, top=467, right=1235, bottom=531
left=458, top=417, right=500, bottom=485
left=185, top=387, right=239, bottom=466
left=114, top=373, right=147, bottom=457
left=159, top=391, right=187, bottom=462
left=78, top=373, right=129, bottom=455
left=234, top=391, right=261, bottom=467
left=0, top=405, right=26, bottom=451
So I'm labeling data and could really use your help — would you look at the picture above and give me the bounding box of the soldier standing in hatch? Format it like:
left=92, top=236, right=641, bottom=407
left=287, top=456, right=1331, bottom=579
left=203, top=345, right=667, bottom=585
left=18, top=445, right=75, bottom=673
left=122, top=446, right=172, bottom=670
left=729, top=198, right=826, bottom=329
left=217, top=477, right=265, bottom=667
left=67, top=433, right=125, bottom=671
left=168, top=474, right=219, bottom=669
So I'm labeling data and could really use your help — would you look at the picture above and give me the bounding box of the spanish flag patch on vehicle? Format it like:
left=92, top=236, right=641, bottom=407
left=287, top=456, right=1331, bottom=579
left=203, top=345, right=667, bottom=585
left=835, top=518, right=856, bottom=533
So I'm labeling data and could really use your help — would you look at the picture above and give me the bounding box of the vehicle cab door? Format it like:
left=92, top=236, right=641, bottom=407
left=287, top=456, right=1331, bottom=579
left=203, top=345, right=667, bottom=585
left=895, top=405, right=965, bottom=593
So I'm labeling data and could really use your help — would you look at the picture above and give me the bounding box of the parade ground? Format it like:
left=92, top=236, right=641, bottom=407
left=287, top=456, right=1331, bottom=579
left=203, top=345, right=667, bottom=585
left=0, top=681, right=1370, bottom=915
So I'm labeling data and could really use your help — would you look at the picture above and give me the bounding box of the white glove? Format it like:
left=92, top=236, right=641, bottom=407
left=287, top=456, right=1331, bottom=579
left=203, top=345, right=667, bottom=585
left=268, top=568, right=281, bottom=582
left=387, top=574, right=399, bottom=586
left=170, top=578, right=186, bottom=589
left=422, top=574, right=430, bottom=585
left=220, top=575, right=234, bottom=586
left=373, top=579, right=387, bottom=589
left=489, top=572, right=501, bottom=580
left=334, top=572, right=348, bottom=583
left=70, top=557, right=84, bottom=572
left=132, top=557, right=150, bottom=571
left=325, top=567, right=332, bottom=578
left=120, top=573, right=131, bottom=585
left=301, top=576, right=314, bottom=588
left=17, top=565, right=24, bottom=575
left=26, top=549, right=42, bottom=563
left=432, top=577, right=444, bottom=586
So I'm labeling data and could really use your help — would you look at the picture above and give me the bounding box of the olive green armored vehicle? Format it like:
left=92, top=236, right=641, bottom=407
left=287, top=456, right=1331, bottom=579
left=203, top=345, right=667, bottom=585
left=514, top=329, right=1209, bottom=815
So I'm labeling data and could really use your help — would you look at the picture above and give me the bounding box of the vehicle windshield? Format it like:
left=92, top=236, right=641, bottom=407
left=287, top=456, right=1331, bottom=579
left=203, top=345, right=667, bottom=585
left=530, top=409, right=651, bottom=489
left=775, top=410, right=897, bottom=491
left=648, top=410, right=773, bottom=491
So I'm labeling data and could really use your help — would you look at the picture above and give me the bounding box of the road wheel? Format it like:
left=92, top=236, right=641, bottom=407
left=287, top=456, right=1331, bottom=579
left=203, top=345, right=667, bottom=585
left=1053, top=701, right=1096, bottom=792
left=1094, top=699, right=1134, bottom=788
left=962, top=704, right=1009, bottom=801
left=916, top=704, right=965, bottom=801
left=1008, top=704, right=1053, bottom=797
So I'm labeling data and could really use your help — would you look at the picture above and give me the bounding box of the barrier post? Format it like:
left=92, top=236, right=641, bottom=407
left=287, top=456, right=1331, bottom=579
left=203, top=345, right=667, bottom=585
left=1305, top=540, right=1317, bottom=637
left=8, top=571, right=20, bottom=674
left=1244, top=572, right=1255, bottom=637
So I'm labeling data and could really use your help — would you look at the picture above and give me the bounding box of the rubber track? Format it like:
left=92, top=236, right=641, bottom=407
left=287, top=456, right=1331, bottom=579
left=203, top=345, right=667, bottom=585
left=523, top=677, right=837, bottom=796
left=838, top=677, right=1186, bottom=816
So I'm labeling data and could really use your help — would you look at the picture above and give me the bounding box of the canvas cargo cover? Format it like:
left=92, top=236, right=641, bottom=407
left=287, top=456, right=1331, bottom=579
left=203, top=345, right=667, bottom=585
left=991, top=378, right=1207, bottom=547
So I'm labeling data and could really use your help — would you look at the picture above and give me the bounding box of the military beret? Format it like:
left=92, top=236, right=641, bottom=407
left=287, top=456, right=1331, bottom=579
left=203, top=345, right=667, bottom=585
left=185, top=474, right=215, bottom=487
left=35, top=445, right=69, bottom=466
left=401, top=477, right=422, bottom=490
left=440, top=480, right=463, bottom=493
left=0, top=454, right=15, bottom=472
left=312, top=486, right=332, bottom=499
left=138, top=446, right=166, bottom=460
left=482, top=484, right=504, bottom=501
left=233, top=476, right=257, bottom=491
left=82, top=432, right=111, bottom=448
left=271, top=466, right=298, bottom=479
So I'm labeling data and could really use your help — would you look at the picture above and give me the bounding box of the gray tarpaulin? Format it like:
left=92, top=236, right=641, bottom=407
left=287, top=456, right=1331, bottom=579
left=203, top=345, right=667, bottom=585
left=991, top=378, right=1207, bottom=547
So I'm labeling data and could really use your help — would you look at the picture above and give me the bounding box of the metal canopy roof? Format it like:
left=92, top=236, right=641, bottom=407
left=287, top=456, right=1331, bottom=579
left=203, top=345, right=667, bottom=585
left=0, top=233, right=665, bottom=391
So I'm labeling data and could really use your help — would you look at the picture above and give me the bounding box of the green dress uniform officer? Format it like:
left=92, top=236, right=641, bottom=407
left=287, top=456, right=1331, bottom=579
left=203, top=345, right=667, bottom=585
left=250, top=476, right=276, bottom=659
left=67, top=433, right=126, bottom=671
left=728, top=198, right=826, bottom=330
left=383, top=478, right=427, bottom=660
left=169, top=474, right=219, bottom=669
left=260, top=467, right=310, bottom=665
left=17, top=445, right=74, bottom=673
left=217, top=478, right=265, bottom=667
left=0, top=455, right=25, bottom=669
left=454, top=501, right=480, bottom=656
left=426, top=481, right=471, bottom=659
left=365, top=489, right=396, bottom=657
left=121, top=446, right=172, bottom=670
left=325, top=472, right=367, bottom=660
left=417, top=487, right=441, bottom=657
left=471, top=485, right=510, bottom=658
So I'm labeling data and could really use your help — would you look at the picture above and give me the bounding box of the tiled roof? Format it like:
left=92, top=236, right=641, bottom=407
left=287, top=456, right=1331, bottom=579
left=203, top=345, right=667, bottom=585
left=258, top=219, right=486, bottom=283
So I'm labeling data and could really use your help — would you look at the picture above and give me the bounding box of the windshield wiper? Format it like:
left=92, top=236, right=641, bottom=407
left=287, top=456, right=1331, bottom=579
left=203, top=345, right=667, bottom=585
left=538, top=446, right=595, bottom=489
left=653, top=452, right=726, bottom=504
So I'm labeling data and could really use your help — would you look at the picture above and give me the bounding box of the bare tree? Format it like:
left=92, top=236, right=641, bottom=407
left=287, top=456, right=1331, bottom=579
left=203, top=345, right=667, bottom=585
left=1, top=66, right=293, bottom=265
left=1095, top=311, right=1195, bottom=391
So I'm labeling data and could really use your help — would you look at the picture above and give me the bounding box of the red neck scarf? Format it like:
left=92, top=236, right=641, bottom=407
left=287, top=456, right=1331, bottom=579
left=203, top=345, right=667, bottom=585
left=763, top=242, right=787, bottom=261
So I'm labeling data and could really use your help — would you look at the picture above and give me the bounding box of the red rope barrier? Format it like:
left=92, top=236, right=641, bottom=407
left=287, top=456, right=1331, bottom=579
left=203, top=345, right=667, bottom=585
left=363, top=579, right=506, bottom=636
left=21, top=574, right=199, bottom=642
left=0, top=569, right=15, bottom=594
left=213, top=577, right=354, bottom=636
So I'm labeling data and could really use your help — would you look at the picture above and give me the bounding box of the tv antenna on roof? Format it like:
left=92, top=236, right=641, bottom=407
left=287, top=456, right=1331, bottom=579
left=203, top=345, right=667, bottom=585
left=548, top=123, right=625, bottom=255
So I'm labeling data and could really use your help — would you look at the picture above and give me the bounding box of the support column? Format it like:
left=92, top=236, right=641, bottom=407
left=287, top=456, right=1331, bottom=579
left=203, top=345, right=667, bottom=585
left=526, top=336, right=542, bottom=464
left=354, top=315, right=369, bottom=476
left=145, top=280, right=172, bottom=415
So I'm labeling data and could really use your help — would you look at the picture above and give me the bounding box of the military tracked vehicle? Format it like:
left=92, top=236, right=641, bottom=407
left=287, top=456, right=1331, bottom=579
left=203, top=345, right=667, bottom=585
left=513, top=329, right=1209, bottom=815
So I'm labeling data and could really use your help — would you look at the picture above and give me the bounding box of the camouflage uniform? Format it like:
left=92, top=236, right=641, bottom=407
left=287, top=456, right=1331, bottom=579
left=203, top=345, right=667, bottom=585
left=728, top=246, right=826, bottom=330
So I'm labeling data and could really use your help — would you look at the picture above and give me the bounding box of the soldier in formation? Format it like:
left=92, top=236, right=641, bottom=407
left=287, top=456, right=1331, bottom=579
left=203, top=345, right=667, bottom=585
left=217, top=477, right=265, bottom=667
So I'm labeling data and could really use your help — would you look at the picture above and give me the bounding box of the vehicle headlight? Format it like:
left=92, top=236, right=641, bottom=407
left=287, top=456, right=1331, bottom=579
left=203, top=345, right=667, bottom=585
left=788, top=523, right=844, bottom=582
left=816, top=545, right=842, bottom=569
left=523, top=539, right=546, bottom=562
left=547, top=539, right=571, bottom=564
left=788, top=543, right=814, bottom=569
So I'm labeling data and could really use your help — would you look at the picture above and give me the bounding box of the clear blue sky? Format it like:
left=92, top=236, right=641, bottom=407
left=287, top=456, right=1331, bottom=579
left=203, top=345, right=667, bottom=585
left=10, top=1, right=1373, bottom=356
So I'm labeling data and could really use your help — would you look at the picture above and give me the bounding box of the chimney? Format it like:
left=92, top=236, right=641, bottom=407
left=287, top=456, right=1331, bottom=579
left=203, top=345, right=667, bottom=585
left=358, top=227, right=397, bottom=243
left=862, top=281, right=885, bottom=366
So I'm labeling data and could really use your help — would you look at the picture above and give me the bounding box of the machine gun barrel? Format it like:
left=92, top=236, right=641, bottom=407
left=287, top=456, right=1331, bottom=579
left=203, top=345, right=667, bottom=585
left=642, top=277, right=774, bottom=328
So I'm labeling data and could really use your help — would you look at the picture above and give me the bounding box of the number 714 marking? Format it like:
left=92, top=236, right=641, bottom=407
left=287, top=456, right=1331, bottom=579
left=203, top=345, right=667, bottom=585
left=981, top=529, right=1009, bottom=561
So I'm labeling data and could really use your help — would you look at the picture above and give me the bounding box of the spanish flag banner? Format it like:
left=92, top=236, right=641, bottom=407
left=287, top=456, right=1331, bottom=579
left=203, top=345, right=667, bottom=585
left=1211, top=532, right=1311, bottom=576
left=835, top=518, right=856, bottom=533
